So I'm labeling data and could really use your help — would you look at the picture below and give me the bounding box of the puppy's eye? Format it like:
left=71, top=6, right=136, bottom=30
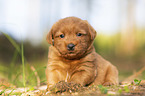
left=77, top=33, right=82, bottom=37
left=60, top=34, right=65, bottom=38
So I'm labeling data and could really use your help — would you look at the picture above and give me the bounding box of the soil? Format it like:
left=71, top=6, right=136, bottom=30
left=49, top=81, right=85, bottom=93
left=1, top=80, right=145, bottom=96
left=44, top=80, right=145, bottom=96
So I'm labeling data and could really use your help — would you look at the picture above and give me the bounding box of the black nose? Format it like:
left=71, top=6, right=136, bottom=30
left=67, top=43, right=75, bottom=51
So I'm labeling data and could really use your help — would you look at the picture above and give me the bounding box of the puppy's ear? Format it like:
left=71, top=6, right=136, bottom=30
left=46, top=29, right=54, bottom=45
left=84, top=20, right=97, bottom=41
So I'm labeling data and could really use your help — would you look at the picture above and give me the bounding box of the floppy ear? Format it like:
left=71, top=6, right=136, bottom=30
left=46, top=29, right=54, bottom=45
left=84, top=20, right=97, bottom=41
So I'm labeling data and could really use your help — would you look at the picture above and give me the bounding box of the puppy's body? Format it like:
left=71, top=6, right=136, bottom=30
left=46, top=17, right=118, bottom=90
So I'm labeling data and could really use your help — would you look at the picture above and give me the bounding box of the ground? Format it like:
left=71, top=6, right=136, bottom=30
left=1, top=80, right=145, bottom=96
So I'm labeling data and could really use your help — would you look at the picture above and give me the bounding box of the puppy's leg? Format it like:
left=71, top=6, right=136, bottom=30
left=69, top=65, right=97, bottom=86
left=103, top=64, right=118, bottom=86
left=45, top=67, right=65, bottom=90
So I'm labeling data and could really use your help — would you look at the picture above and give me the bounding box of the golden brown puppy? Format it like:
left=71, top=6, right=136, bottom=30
left=46, top=17, right=118, bottom=90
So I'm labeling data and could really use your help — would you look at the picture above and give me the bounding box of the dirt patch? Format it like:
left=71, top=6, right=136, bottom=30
left=49, top=81, right=85, bottom=93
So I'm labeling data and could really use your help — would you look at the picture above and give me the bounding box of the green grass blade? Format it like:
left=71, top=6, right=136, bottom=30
left=21, top=41, right=26, bottom=87
left=2, top=32, right=21, bottom=53
left=27, top=66, right=46, bottom=80
left=8, top=50, right=18, bottom=82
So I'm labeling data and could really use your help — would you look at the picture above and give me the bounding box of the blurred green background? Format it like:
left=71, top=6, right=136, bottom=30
left=0, top=0, right=145, bottom=87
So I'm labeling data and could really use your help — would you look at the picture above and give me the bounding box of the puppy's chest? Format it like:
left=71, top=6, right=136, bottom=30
left=63, top=62, right=80, bottom=82
left=61, top=60, right=80, bottom=73
left=50, top=60, right=80, bottom=80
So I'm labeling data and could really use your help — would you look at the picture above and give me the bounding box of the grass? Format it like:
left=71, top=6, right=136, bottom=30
left=98, top=85, right=108, bottom=94
left=133, top=79, right=141, bottom=85
left=2, top=32, right=20, bottom=53
left=8, top=50, right=18, bottom=83
left=2, top=32, right=26, bottom=87
left=21, top=41, right=26, bottom=88
left=1, top=32, right=46, bottom=88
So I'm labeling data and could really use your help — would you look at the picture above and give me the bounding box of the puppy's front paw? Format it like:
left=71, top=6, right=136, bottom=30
left=103, top=82, right=115, bottom=86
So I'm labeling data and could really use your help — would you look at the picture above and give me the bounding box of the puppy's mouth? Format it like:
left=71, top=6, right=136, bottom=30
left=60, top=50, right=78, bottom=58
left=57, top=48, right=86, bottom=60
left=66, top=51, right=77, bottom=56
left=68, top=51, right=75, bottom=54
left=61, top=50, right=86, bottom=60
left=59, top=50, right=77, bottom=55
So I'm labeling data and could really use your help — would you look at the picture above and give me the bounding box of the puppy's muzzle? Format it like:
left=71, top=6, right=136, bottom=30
left=67, top=43, right=75, bottom=51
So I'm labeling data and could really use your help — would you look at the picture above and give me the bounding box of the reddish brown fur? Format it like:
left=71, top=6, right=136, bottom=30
left=46, top=17, right=118, bottom=90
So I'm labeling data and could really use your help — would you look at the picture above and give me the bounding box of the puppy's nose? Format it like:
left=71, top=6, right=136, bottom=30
left=67, top=43, right=75, bottom=51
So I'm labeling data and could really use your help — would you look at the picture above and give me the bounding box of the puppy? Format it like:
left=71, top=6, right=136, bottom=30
left=46, top=17, right=118, bottom=90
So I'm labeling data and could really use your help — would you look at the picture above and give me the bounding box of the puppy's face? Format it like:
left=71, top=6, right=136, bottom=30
left=47, top=17, right=96, bottom=59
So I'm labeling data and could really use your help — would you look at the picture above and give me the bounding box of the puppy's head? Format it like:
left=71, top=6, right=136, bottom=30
left=47, top=17, right=96, bottom=59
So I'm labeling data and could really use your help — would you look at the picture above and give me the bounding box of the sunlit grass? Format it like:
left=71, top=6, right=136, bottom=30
left=2, top=32, right=26, bottom=87
left=1, top=32, right=46, bottom=87
left=21, top=41, right=26, bottom=87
